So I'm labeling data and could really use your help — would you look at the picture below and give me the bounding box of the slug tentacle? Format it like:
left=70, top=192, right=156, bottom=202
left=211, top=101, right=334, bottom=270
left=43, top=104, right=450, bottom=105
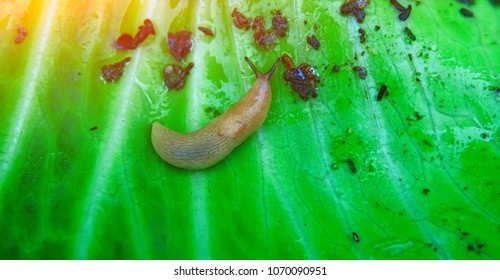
left=151, top=56, right=281, bottom=170
left=245, top=56, right=281, bottom=80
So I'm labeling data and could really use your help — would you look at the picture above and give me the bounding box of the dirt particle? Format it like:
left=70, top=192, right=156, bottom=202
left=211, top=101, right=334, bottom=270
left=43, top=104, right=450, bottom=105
left=272, top=11, right=288, bottom=37
left=347, top=158, right=357, bottom=173
left=198, top=26, right=213, bottom=36
left=352, top=66, right=367, bottom=79
left=114, top=19, right=155, bottom=50
left=404, top=27, right=416, bottom=41
left=307, top=35, right=320, bottom=50
left=101, top=57, right=132, bottom=83
left=15, top=27, right=28, bottom=44
left=282, top=54, right=294, bottom=70
left=390, top=0, right=406, bottom=11
left=164, top=62, right=194, bottom=90
left=358, top=28, right=366, bottom=43
left=460, top=8, right=474, bottom=17
left=253, top=27, right=278, bottom=50
left=340, top=0, right=371, bottom=23
left=168, top=31, right=193, bottom=62
left=352, top=232, right=360, bottom=243
left=399, top=5, right=412, bottom=21
left=282, top=55, right=320, bottom=101
left=377, top=84, right=387, bottom=101
left=231, top=8, right=252, bottom=30
left=233, top=9, right=289, bottom=50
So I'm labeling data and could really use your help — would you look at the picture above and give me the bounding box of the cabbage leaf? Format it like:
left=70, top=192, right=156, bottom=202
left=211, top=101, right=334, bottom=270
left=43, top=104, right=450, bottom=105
left=0, top=0, right=499, bottom=259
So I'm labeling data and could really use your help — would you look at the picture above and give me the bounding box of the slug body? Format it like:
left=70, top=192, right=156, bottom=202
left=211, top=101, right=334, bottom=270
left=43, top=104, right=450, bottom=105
left=151, top=56, right=281, bottom=170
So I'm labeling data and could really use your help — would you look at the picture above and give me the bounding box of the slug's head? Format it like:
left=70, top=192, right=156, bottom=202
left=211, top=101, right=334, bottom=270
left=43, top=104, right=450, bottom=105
left=245, top=56, right=282, bottom=81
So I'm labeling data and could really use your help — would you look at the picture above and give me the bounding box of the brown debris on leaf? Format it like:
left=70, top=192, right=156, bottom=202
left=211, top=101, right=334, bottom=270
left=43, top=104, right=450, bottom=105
left=272, top=11, right=288, bottom=37
left=404, top=27, right=416, bottom=41
left=164, top=62, right=194, bottom=90
left=101, top=57, right=132, bottom=83
left=307, top=35, right=320, bottom=50
left=352, top=65, right=367, bottom=79
left=389, top=0, right=412, bottom=21
left=253, top=27, right=278, bottom=50
left=168, top=31, right=193, bottom=62
left=282, top=54, right=321, bottom=101
left=231, top=8, right=252, bottom=30
left=198, top=26, right=214, bottom=36
left=340, top=0, right=370, bottom=23
left=231, top=8, right=288, bottom=49
left=15, top=27, right=27, bottom=44
left=358, top=28, right=366, bottom=43
left=114, top=19, right=155, bottom=50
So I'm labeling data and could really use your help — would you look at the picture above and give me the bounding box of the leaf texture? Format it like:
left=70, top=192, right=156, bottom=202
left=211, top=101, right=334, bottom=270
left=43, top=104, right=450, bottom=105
left=0, top=0, right=499, bottom=259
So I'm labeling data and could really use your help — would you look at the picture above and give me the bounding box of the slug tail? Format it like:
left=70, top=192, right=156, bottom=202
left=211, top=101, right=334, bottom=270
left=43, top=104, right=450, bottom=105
left=245, top=56, right=281, bottom=80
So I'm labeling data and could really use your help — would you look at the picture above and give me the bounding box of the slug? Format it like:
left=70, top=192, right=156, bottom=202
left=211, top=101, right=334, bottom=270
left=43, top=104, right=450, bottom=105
left=151, top=56, right=281, bottom=170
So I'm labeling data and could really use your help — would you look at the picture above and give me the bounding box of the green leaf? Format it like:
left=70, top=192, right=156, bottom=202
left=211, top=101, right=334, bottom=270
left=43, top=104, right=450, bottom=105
left=0, top=0, right=498, bottom=259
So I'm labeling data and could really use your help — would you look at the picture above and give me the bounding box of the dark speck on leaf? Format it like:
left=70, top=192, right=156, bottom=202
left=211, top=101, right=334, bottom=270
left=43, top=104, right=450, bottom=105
left=399, top=5, right=412, bottom=21
left=404, top=27, right=416, bottom=41
left=307, top=35, right=320, bottom=50
left=347, top=158, right=357, bottom=174
left=352, top=66, right=367, bottom=79
left=164, top=62, right=194, bottom=90
left=198, top=26, right=214, bottom=36
left=101, top=57, right=131, bottom=83
left=340, top=0, right=371, bottom=23
left=460, top=8, right=474, bottom=17
left=358, top=28, right=366, bottom=43
left=352, top=232, right=360, bottom=243
left=377, top=84, right=387, bottom=101
left=282, top=57, right=321, bottom=101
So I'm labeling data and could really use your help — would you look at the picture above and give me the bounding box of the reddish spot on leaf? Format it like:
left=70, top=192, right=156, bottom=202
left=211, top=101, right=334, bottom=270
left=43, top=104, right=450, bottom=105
left=307, top=35, right=320, bottom=50
left=281, top=54, right=294, bottom=70
left=134, top=19, right=155, bottom=46
left=252, top=15, right=265, bottom=30
left=101, top=57, right=132, bottom=83
left=232, top=9, right=288, bottom=50
left=114, top=19, right=155, bottom=50
left=282, top=55, right=321, bottom=101
left=198, top=26, right=213, bottom=36
left=167, top=31, right=192, bottom=62
left=272, top=11, right=288, bottom=37
left=15, top=27, right=27, bottom=44
left=114, top=34, right=136, bottom=50
left=253, top=28, right=277, bottom=50
left=231, top=8, right=252, bottom=30
left=340, top=0, right=370, bottom=23
left=164, top=62, right=194, bottom=90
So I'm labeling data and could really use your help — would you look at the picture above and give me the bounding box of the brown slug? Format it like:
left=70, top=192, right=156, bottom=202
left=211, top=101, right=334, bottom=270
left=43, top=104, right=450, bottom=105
left=151, top=56, right=281, bottom=170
